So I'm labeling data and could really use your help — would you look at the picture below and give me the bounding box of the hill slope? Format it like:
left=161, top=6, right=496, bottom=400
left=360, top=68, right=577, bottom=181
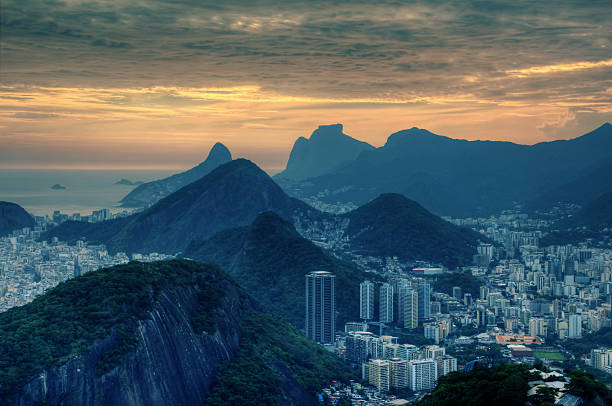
left=1, top=260, right=354, bottom=406
left=184, top=211, right=372, bottom=327
left=120, top=142, right=232, bottom=207
left=0, top=201, right=35, bottom=236
left=342, top=194, right=485, bottom=268
left=285, top=123, right=612, bottom=216
left=275, top=124, right=374, bottom=181
left=541, top=190, right=612, bottom=246
left=43, top=159, right=318, bottom=254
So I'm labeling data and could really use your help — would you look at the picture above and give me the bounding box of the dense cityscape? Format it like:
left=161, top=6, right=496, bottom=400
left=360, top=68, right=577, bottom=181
left=2, top=0, right=611, bottom=403
left=2, top=201, right=611, bottom=405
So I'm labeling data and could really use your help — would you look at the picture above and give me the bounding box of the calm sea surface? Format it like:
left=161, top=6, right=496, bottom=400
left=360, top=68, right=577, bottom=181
left=0, top=169, right=177, bottom=216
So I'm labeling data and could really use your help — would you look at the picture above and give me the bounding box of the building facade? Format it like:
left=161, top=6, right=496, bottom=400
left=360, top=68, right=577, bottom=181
left=305, top=270, right=336, bottom=344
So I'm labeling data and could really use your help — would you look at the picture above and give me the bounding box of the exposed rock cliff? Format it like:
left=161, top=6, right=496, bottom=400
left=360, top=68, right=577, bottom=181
left=3, top=260, right=354, bottom=406
left=8, top=262, right=247, bottom=406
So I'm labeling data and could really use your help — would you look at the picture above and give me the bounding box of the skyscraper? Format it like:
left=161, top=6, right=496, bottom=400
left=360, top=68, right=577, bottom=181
left=380, top=283, right=394, bottom=323
left=306, top=271, right=336, bottom=344
left=360, top=280, right=375, bottom=320
left=452, top=286, right=462, bottom=300
left=399, top=284, right=418, bottom=329
left=418, top=282, right=431, bottom=321
left=568, top=314, right=582, bottom=339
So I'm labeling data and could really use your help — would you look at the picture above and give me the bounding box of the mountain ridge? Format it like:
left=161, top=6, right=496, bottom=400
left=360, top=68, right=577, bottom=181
left=2, top=259, right=354, bottom=406
left=184, top=211, right=373, bottom=327
left=120, top=142, right=232, bottom=208
left=275, top=123, right=374, bottom=181
left=281, top=123, right=612, bottom=216
left=43, top=159, right=318, bottom=254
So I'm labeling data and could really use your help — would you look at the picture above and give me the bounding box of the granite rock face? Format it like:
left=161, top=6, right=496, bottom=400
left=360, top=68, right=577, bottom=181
left=12, top=284, right=247, bottom=406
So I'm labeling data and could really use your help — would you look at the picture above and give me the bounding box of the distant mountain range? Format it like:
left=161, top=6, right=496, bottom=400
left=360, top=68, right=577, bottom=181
left=120, top=142, right=232, bottom=207
left=43, top=159, right=484, bottom=268
left=277, top=123, right=612, bottom=217
left=0, top=202, right=35, bottom=236
left=43, top=159, right=317, bottom=254
left=184, top=211, right=374, bottom=327
left=276, top=124, right=374, bottom=181
left=1, top=259, right=354, bottom=406
left=541, top=189, right=612, bottom=246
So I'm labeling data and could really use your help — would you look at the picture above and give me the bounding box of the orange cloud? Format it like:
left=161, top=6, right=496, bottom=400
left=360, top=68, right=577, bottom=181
left=505, top=58, right=612, bottom=78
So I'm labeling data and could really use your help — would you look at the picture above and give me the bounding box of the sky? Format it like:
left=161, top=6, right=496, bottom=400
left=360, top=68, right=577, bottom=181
left=1, top=0, right=611, bottom=171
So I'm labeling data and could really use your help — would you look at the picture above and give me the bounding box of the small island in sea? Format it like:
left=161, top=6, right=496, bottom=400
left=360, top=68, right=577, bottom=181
left=50, top=184, right=67, bottom=190
left=115, top=178, right=144, bottom=186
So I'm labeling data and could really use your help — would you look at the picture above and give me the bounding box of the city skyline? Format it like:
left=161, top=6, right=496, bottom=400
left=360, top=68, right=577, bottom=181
left=2, top=0, right=611, bottom=170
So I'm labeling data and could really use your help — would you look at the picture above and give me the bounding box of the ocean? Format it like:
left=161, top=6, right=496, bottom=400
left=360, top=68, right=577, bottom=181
left=0, top=169, right=177, bottom=216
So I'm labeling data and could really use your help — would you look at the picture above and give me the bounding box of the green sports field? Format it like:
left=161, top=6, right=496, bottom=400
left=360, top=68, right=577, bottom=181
left=533, top=351, right=565, bottom=360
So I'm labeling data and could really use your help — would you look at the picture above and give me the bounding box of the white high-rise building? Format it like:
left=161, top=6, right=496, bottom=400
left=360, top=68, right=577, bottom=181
left=424, top=324, right=440, bottom=344
left=529, top=317, right=547, bottom=337
left=368, top=359, right=390, bottom=391
left=389, top=358, right=409, bottom=389
left=436, top=355, right=458, bottom=378
left=424, top=345, right=446, bottom=360
left=360, top=280, right=375, bottom=320
left=408, top=359, right=438, bottom=391
left=380, top=283, right=394, bottom=323
left=418, top=282, right=431, bottom=321
left=568, top=314, right=582, bottom=339
left=399, top=285, right=418, bottom=329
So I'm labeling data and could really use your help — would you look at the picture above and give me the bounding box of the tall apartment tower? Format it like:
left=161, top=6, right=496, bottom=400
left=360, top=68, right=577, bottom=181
left=408, top=359, right=438, bottom=391
left=380, top=283, right=394, bottom=323
left=306, top=271, right=336, bottom=344
left=418, top=282, right=431, bottom=321
left=452, top=286, right=462, bottom=300
left=398, top=285, right=418, bottom=329
left=568, top=314, right=582, bottom=339
left=360, top=280, right=375, bottom=320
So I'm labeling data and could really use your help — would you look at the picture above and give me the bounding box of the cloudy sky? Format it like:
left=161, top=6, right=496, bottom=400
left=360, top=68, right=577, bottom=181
left=1, top=0, right=611, bottom=170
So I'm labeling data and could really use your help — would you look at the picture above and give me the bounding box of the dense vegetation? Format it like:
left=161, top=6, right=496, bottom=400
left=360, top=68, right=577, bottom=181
left=0, top=259, right=229, bottom=401
left=414, top=364, right=537, bottom=406
left=185, top=211, right=375, bottom=327
left=343, top=194, right=485, bottom=268
left=561, top=328, right=612, bottom=356
left=431, top=271, right=481, bottom=297
left=205, top=312, right=357, bottom=405
left=0, top=201, right=35, bottom=236
left=566, top=369, right=612, bottom=404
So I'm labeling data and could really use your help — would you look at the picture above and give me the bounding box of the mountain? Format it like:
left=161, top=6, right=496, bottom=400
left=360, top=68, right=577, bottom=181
left=43, top=159, right=318, bottom=254
left=342, top=194, right=485, bottom=268
left=0, top=201, right=35, bottom=236
left=120, top=142, right=232, bottom=208
left=283, top=123, right=612, bottom=217
left=184, top=211, right=372, bottom=327
left=527, top=160, right=612, bottom=212
left=540, top=189, right=612, bottom=246
left=275, top=124, right=374, bottom=181
left=1, top=260, right=355, bottom=406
